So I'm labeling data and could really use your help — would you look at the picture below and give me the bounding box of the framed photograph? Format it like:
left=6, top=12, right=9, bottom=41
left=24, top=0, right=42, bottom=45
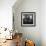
left=21, top=12, right=36, bottom=27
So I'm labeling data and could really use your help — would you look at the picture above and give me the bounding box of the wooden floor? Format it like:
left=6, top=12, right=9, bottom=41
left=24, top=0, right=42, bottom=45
left=0, top=39, right=16, bottom=46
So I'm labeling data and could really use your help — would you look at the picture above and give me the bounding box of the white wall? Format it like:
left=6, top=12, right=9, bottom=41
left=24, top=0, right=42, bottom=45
left=13, top=0, right=41, bottom=46
left=41, top=0, right=46, bottom=46
left=0, top=0, right=16, bottom=29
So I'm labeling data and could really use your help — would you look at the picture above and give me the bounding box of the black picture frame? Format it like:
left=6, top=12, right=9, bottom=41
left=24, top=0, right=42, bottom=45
left=21, top=12, right=36, bottom=27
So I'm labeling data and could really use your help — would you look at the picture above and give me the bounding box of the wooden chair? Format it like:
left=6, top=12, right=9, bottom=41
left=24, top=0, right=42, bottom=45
left=13, top=33, right=23, bottom=46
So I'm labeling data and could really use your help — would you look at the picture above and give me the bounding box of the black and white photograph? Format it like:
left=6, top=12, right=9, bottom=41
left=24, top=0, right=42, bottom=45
left=21, top=12, right=36, bottom=27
